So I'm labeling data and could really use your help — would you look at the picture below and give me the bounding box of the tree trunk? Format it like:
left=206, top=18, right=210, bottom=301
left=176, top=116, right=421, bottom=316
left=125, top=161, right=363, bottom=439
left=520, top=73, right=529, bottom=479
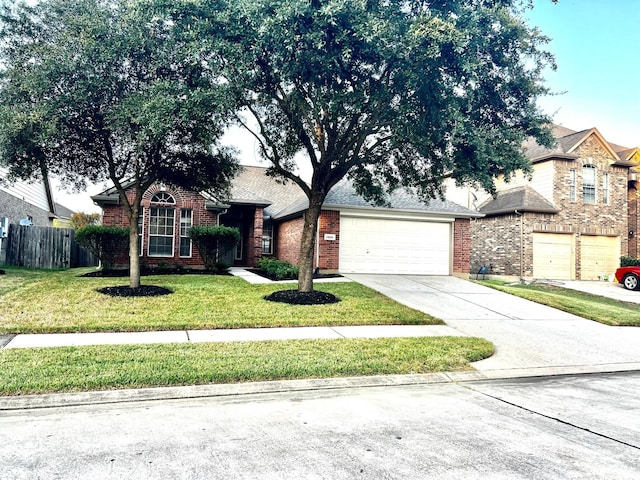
left=128, top=209, right=141, bottom=289
left=298, top=198, right=323, bottom=293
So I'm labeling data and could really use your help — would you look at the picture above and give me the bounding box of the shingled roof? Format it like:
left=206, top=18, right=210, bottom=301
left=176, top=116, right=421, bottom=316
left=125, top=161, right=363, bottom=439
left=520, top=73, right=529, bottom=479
left=525, top=124, right=636, bottom=167
left=92, top=166, right=478, bottom=219
left=478, top=185, right=559, bottom=217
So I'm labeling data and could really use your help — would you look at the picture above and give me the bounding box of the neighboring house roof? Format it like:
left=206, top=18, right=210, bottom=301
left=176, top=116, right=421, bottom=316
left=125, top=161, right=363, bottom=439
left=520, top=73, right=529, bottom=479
left=53, top=202, right=75, bottom=220
left=478, top=186, right=559, bottom=217
left=525, top=124, right=634, bottom=167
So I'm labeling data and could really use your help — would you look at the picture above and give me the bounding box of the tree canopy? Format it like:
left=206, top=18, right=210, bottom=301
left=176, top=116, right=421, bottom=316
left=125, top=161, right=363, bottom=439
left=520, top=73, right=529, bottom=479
left=0, top=0, right=239, bottom=287
left=176, top=0, right=555, bottom=292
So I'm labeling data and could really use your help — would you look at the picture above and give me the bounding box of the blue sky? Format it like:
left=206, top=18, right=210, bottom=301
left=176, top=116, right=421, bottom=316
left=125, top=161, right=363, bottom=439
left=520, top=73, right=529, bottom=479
left=525, top=0, right=640, bottom=148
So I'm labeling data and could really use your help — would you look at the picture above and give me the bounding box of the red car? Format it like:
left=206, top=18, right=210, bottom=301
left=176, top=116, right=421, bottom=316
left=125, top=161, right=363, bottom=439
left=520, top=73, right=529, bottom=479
left=615, top=266, right=640, bottom=290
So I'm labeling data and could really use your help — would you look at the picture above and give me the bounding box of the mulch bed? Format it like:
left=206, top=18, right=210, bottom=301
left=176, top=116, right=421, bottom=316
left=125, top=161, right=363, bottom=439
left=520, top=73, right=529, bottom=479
left=264, top=289, right=341, bottom=305
left=96, top=285, right=174, bottom=297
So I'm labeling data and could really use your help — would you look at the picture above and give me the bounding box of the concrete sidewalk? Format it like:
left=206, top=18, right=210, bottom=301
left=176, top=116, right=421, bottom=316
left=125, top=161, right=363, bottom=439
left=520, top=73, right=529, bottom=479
left=2, top=325, right=464, bottom=349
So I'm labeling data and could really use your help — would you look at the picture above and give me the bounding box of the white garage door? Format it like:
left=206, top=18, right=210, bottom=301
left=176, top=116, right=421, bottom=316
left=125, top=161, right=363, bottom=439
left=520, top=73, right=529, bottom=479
left=339, top=216, right=451, bottom=274
left=580, top=235, right=620, bottom=280
left=532, top=232, right=574, bottom=280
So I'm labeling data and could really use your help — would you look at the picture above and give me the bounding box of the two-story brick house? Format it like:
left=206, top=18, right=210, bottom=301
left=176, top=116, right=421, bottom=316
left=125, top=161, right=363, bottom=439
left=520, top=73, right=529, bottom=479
left=93, top=166, right=482, bottom=275
left=448, top=125, right=636, bottom=280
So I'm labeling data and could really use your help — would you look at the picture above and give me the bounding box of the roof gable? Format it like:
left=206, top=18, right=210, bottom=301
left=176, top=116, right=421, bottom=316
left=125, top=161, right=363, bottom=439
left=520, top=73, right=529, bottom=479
left=566, top=128, right=621, bottom=161
left=525, top=125, right=632, bottom=166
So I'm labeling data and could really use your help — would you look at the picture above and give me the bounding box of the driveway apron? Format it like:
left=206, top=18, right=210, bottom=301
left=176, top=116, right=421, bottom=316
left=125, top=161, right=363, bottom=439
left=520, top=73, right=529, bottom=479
left=345, top=274, right=640, bottom=374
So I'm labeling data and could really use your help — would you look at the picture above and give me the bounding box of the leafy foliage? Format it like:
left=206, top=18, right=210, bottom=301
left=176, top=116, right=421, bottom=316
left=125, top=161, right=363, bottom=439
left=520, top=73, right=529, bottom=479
left=75, top=225, right=129, bottom=270
left=620, top=256, right=640, bottom=267
left=70, top=212, right=101, bottom=230
left=188, top=225, right=240, bottom=271
left=0, top=0, right=239, bottom=287
left=257, top=257, right=299, bottom=280
left=170, top=0, right=555, bottom=292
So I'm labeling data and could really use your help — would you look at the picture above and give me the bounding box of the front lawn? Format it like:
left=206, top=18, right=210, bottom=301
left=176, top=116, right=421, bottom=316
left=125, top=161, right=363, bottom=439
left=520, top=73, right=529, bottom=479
left=0, top=337, right=494, bottom=395
left=479, top=280, right=640, bottom=326
left=0, top=267, right=442, bottom=333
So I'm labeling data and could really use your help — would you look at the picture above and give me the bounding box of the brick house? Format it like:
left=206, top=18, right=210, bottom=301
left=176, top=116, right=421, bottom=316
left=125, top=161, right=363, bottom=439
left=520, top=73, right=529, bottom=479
left=448, top=125, right=636, bottom=280
left=93, top=166, right=481, bottom=276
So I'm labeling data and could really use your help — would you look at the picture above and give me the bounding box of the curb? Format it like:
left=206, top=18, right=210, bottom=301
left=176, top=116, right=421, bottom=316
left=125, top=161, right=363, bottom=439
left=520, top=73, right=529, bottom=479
left=2, top=363, right=639, bottom=411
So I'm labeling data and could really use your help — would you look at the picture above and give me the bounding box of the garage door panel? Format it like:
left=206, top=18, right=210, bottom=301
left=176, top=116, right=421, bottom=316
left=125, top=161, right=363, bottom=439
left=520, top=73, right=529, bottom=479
left=339, top=217, right=451, bottom=275
left=533, top=233, right=574, bottom=280
left=580, top=236, right=620, bottom=281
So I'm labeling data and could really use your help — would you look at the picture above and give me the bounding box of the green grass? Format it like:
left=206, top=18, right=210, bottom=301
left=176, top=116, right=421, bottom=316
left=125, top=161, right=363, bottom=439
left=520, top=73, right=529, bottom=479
left=0, top=267, right=441, bottom=333
left=0, top=337, right=494, bottom=395
left=479, top=280, right=640, bottom=326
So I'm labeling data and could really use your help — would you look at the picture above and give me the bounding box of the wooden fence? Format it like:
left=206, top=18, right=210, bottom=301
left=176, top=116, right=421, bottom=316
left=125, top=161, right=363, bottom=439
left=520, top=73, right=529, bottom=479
left=2, top=224, right=97, bottom=269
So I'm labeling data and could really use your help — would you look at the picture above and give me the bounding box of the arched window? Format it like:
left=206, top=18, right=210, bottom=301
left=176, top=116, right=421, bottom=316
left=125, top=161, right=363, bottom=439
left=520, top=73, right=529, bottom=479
left=150, top=191, right=175, bottom=204
left=148, top=191, right=176, bottom=256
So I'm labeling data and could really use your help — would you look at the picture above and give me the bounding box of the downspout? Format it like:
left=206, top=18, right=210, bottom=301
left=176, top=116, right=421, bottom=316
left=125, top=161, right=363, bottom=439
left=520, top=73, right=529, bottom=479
left=216, top=208, right=228, bottom=226
left=515, top=210, right=523, bottom=277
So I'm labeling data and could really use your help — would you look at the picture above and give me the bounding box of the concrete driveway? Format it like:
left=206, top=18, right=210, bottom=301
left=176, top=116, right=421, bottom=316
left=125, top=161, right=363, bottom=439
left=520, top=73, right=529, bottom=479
left=345, top=274, right=640, bottom=376
left=561, top=279, right=640, bottom=303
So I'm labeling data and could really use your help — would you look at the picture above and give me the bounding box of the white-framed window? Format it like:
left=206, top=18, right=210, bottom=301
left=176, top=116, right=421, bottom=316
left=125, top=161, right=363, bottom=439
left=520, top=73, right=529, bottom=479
left=148, top=192, right=176, bottom=257
left=569, top=169, right=577, bottom=202
left=262, top=222, right=273, bottom=255
left=582, top=165, right=596, bottom=204
left=179, top=209, right=193, bottom=257
left=602, top=172, right=610, bottom=204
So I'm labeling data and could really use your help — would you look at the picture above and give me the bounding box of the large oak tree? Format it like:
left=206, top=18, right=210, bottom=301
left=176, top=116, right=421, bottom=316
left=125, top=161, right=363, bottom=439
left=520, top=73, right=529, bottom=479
left=0, top=0, right=238, bottom=288
left=177, top=0, right=555, bottom=292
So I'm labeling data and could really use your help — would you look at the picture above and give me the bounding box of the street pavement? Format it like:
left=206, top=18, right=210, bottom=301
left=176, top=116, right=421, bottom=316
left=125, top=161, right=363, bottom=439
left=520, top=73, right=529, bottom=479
left=1, top=372, right=638, bottom=479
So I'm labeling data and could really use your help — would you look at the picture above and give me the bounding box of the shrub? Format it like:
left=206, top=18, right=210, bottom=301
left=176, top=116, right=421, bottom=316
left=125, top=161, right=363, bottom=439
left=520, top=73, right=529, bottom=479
left=257, top=257, right=299, bottom=280
left=620, top=256, right=640, bottom=267
left=75, top=225, right=129, bottom=270
left=70, top=212, right=101, bottom=229
left=189, top=225, right=240, bottom=271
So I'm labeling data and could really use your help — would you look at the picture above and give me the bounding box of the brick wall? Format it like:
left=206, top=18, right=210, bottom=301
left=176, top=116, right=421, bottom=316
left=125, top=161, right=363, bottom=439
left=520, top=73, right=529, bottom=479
left=101, top=184, right=219, bottom=269
left=317, top=210, right=340, bottom=271
left=249, top=207, right=263, bottom=268
left=452, top=218, right=471, bottom=274
left=275, top=216, right=304, bottom=265
left=470, top=214, right=522, bottom=276
left=628, top=184, right=638, bottom=258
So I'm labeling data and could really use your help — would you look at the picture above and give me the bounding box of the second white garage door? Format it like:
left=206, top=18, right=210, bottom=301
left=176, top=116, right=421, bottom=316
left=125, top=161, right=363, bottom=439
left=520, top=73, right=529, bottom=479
left=339, top=216, right=451, bottom=274
left=580, top=235, right=620, bottom=281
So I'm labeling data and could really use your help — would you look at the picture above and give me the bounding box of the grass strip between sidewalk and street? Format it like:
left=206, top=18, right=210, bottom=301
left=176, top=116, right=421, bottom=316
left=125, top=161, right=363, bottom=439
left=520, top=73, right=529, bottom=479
left=0, top=337, right=494, bottom=395
left=478, top=280, right=640, bottom=326
left=0, top=267, right=441, bottom=333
